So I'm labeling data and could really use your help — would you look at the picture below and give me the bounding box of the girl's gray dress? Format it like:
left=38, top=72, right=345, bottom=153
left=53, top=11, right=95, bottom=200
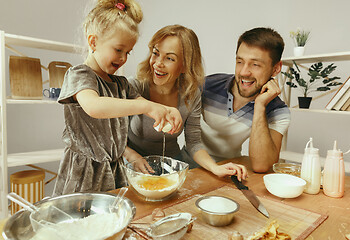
left=53, top=64, right=139, bottom=196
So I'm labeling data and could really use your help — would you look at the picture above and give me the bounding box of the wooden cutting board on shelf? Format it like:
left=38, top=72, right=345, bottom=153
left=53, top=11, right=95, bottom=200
left=48, top=61, right=72, bottom=88
left=132, top=185, right=327, bottom=240
left=9, top=56, right=43, bottom=99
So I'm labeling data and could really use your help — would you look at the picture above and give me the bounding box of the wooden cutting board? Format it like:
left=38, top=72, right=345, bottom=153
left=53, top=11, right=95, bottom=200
left=132, top=185, right=327, bottom=240
left=48, top=61, right=72, bottom=88
left=9, top=56, right=43, bottom=99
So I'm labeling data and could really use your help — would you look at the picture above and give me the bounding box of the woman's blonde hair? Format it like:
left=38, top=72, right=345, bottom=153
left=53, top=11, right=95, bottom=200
left=137, top=25, right=204, bottom=106
left=83, top=0, right=143, bottom=41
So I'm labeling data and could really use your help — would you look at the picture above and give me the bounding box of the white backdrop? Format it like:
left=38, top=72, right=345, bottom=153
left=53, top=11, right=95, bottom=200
left=1, top=0, right=350, bottom=195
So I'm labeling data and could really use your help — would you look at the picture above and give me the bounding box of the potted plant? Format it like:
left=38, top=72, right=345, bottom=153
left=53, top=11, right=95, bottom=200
left=290, top=28, right=310, bottom=57
left=282, top=61, right=342, bottom=108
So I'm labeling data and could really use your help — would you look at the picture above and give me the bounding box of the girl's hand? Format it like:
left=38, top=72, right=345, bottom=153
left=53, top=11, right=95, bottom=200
left=164, top=106, right=182, bottom=134
left=145, top=102, right=183, bottom=134
left=211, top=163, right=248, bottom=180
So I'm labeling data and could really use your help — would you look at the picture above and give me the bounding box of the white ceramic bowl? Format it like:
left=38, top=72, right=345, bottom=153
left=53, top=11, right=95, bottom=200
left=263, top=173, right=306, bottom=198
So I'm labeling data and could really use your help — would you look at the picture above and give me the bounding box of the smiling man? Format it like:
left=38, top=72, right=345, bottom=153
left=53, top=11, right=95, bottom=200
left=200, top=27, right=291, bottom=172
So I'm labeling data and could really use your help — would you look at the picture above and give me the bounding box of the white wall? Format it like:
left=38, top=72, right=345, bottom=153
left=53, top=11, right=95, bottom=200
left=1, top=0, right=350, bottom=197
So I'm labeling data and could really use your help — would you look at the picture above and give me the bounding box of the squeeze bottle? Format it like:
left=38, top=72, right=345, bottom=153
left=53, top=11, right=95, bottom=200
left=323, top=141, right=345, bottom=198
left=300, top=137, right=321, bottom=194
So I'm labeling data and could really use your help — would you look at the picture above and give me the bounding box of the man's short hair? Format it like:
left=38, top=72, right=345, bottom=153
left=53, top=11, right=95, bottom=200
left=236, top=27, right=284, bottom=66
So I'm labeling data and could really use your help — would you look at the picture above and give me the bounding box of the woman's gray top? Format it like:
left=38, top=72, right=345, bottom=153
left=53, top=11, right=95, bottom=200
left=127, top=78, right=204, bottom=162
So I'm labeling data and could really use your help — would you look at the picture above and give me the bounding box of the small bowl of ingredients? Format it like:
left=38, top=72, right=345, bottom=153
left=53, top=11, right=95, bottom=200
left=273, top=162, right=301, bottom=177
left=195, top=195, right=239, bottom=227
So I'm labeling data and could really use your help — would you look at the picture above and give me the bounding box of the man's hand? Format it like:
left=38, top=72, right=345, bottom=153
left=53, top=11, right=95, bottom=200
left=255, top=78, right=281, bottom=108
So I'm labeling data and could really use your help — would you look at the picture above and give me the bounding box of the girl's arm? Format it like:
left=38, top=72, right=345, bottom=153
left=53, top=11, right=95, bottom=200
left=75, top=89, right=182, bottom=131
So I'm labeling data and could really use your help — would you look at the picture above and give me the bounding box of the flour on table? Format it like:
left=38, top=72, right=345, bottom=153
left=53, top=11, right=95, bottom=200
left=30, top=213, right=123, bottom=240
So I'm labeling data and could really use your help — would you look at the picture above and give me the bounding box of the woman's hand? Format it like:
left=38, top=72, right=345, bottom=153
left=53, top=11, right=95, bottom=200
left=211, top=163, right=248, bottom=181
left=133, top=157, right=154, bottom=174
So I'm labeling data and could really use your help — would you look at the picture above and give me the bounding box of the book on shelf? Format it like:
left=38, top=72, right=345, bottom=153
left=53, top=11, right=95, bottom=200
left=325, top=75, right=350, bottom=110
left=340, top=96, right=350, bottom=111
left=333, top=87, right=350, bottom=110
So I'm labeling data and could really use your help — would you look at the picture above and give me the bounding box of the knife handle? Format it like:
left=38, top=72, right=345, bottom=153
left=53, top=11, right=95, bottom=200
left=231, top=175, right=249, bottom=190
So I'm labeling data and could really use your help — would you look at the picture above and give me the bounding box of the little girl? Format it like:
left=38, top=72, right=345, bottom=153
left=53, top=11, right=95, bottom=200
left=53, top=0, right=182, bottom=196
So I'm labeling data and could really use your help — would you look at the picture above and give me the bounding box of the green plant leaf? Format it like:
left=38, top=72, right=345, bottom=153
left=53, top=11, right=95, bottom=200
left=326, top=82, right=342, bottom=86
left=286, top=82, right=298, bottom=88
left=323, top=76, right=341, bottom=83
left=316, top=87, right=331, bottom=91
left=281, top=72, right=294, bottom=79
left=308, top=70, right=321, bottom=83
left=310, top=62, right=323, bottom=72
left=296, top=78, right=307, bottom=87
left=320, top=63, right=337, bottom=77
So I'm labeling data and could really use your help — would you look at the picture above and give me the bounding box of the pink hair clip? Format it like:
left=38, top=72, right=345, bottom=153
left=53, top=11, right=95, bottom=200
left=115, top=3, right=125, bottom=11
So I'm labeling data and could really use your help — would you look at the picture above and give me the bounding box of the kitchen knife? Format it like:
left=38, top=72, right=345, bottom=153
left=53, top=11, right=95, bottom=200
left=231, top=175, right=270, bottom=218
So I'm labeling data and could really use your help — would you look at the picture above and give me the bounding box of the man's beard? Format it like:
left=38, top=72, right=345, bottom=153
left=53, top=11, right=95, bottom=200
left=235, top=76, right=262, bottom=98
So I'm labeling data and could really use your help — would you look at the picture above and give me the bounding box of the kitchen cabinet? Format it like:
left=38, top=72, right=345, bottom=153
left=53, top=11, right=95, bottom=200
left=279, top=51, right=350, bottom=172
left=0, top=30, right=82, bottom=218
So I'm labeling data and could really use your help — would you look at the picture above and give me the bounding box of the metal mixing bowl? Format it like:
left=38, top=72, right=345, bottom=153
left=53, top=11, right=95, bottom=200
left=2, top=192, right=136, bottom=240
left=123, top=155, right=189, bottom=202
left=195, top=196, right=239, bottom=227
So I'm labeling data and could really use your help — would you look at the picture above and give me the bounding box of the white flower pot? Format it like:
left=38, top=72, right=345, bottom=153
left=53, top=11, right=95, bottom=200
left=294, top=46, right=305, bottom=57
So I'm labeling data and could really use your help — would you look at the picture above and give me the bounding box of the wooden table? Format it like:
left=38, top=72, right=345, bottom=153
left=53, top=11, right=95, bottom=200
left=110, top=157, right=350, bottom=240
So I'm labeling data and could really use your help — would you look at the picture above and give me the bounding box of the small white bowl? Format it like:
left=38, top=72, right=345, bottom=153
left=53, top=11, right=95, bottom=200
left=263, top=173, right=306, bottom=198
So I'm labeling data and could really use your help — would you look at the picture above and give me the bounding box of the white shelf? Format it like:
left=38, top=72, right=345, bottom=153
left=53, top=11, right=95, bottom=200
left=5, top=33, right=83, bottom=53
left=0, top=30, right=79, bottom=218
left=289, top=107, right=350, bottom=115
left=6, top=97, right=59, bottom=104
left=7, top=149, right=63, bottom=167
left=282, top=51, right=350, bottom=66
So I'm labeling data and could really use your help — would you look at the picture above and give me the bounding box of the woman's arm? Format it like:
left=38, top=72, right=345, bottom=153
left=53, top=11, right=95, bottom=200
left=192, top=149, right=247, bottom=181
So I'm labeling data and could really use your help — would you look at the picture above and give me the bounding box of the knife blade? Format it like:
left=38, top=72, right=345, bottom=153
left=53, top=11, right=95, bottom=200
left=231, top=175, right=269, bottom=218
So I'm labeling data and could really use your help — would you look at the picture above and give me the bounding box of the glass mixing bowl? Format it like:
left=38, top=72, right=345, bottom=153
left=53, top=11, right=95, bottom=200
left=123, top=155, right=189, bottom=202
left=273, top=162, right=301, bottom=177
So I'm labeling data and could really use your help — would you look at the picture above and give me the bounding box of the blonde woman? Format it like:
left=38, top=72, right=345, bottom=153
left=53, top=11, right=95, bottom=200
left=124, top=25, right=247, bottom=179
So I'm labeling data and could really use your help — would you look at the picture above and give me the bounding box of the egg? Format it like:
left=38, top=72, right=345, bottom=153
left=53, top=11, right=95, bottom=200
left=130, top=173, right=180, bottom=199
left=154, top=122, right=172, bottom=133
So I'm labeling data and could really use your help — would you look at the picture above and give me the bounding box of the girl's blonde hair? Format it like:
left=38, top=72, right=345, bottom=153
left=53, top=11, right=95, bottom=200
left=137, top=25, right=204, bottom=106
left=83, top=0, right=143, bottom=41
